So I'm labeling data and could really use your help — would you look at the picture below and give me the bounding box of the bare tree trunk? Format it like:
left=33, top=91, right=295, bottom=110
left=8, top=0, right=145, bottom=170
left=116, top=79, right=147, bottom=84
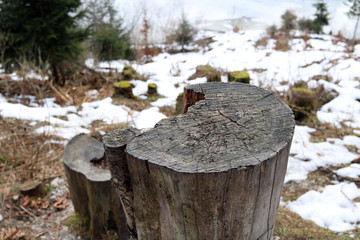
left=353, top=14, right=360, bottom=41
left=351, top=14, right=360, bottom=52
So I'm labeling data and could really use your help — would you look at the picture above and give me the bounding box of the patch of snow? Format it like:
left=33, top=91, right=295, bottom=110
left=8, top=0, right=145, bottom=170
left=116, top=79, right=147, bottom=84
left=0, top=97, right=76, bottom=122
left=285, top=126, right=358, bottom=183
left=151, top=97, right=176, bottom=107
left=287, top=182, right=360, bottom=232
left=132, top=107, right=167, bottom=129
left=25, top=71, right=48, bottom=81
left=85, top=89, right=99, bottom=99
left=35, top=125, right=90, bottom=140
left=317, top=94, right=360, bottom=128
left=78, top=97, right=132, bottom=125
left=335, top=164, right=360, bottom=179
left=131, top=80, right=148, bottom=96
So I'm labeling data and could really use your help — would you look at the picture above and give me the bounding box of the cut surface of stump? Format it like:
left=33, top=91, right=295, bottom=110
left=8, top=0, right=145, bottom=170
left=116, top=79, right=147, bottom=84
left=62, top=134, right=128, bottom=239
left=105, top=82, right=295, bottom=240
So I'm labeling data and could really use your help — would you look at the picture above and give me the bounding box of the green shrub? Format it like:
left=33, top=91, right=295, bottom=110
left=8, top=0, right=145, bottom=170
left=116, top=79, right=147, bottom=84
left=175, top=14, right=197, bottom=51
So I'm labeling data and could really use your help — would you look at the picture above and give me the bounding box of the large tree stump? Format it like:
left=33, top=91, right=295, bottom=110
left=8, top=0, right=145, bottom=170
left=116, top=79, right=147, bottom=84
left=63, top=134, right=129, bottom=239
left=104, top=82, right=295, bottom=240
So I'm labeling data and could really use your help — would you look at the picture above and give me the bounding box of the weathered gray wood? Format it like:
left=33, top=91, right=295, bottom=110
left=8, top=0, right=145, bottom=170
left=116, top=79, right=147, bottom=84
left=62, top=134, right=129, bottom=239
left=103, top=129, right=139, bottom=240
left=105, top=82, right=295, bottom=240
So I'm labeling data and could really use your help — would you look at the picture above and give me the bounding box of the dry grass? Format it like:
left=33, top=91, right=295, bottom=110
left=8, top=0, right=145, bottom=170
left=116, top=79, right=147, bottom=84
left=309, top=123, right=355, bottom=143
left=89, top=120, right=129, bottom=136
left=254, top=35, right=269, bottom=48
left=275, top=206, right=360, bottom=240
left=0, top=117, right=66, bottom=228
left=0, top=118, right=65, bottom=194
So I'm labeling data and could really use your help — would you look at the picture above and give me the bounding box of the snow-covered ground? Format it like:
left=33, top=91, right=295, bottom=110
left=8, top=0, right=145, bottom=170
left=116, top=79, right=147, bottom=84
left=1, top=30, right=360, bottom=232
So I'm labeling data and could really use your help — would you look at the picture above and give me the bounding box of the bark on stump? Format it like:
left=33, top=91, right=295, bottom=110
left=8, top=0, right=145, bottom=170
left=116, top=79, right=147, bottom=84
left=62, top=134, right=129, bottom=239
left=104, top=82, right=295, bottom=240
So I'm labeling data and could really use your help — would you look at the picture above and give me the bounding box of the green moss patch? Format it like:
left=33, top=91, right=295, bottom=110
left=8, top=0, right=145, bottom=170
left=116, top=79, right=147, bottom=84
left=188, top=65, right=221, bottom=82
left=147, top=83, right=158, bottom=96
left=291, top=87, right=314, bottom=96
left=228, top=71, right=250, bottom=83
left=113, top=81, right=131, bottom=89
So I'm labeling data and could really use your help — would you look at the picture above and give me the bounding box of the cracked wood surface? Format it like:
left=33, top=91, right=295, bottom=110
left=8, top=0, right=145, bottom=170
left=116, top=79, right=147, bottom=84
left=127, top=82, right=294, bottom=173
left=105, top=82, right=295, bottom=240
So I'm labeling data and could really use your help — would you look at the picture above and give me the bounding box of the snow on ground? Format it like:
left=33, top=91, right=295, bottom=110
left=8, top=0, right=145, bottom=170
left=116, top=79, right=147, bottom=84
left=336, top=164, right=360, bottom=179
left=285, top=126, right=359, bottom=183
left=287, top=182, right=360, bottom=232
left=1, top=29, right=360, bottom=232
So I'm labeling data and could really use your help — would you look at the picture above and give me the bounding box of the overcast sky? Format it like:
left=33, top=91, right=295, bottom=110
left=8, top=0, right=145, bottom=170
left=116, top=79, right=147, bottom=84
left=116, top=0, right=356, bottom=38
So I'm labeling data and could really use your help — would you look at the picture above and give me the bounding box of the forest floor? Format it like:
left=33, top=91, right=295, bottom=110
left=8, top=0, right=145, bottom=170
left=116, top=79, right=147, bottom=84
left=1, top=29, right=360, bottom=239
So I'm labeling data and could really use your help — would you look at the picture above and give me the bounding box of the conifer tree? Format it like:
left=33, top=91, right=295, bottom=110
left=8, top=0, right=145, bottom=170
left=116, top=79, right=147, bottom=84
left=175, top=14, right=196, bottom=52
left=0, top=0, right=88, bottom=85
left=312, top=0, right=329, bottom=34
left=85, top=0, right=133, bottom=62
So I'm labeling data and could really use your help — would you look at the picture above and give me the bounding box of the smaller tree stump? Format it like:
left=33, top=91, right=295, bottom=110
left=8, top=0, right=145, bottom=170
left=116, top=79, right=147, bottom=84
left=122, top=65, right=137, bottom=80
left=113, top=81, right=134, bottom=98
left=147, top=83, right=158, bottom=96
left=62, top=134, right=128, bottom=239
left=188, top=65, right=221, bottom=82
left=228, top=70, right=250, bottom=83
left=103, top=129, right=139, bottom=240
left=289, top=87, right=316, bottom=120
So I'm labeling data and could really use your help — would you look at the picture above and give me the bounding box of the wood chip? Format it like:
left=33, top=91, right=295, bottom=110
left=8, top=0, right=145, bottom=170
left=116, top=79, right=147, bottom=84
left=23, top=195, right=30, bottom=207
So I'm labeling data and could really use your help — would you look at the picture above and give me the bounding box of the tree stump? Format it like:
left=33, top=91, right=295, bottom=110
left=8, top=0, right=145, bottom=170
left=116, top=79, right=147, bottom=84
left=104, top=82, right=295, bottom=240
left=113, top=81, right=134, bottom=98
left=62, top=134, right=129, bottom=239
left=188, top=65, right=221, bottom=82
left=147, top=83, right=158, bottom=96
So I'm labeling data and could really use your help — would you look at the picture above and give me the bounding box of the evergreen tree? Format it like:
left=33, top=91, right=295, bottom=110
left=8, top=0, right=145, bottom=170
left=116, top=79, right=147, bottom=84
left=312, top=0, right=329, bottom=34
left=0, top=0, right=88, bottom=85
left=281, top=10, right=297, bottom=36
left=85, top=0, right=133, bottom=62
left=345, top=0, right=360, bottom=40
left=175, top=14, right=196, bottom=51
left=298, top=18, right=313, bottom=32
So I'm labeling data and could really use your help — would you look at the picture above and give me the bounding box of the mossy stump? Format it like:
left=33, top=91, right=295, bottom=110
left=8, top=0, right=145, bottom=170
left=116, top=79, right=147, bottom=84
left=122, top=65, right=137, bottom=80
left=289, top=87, right=316, bottom=120
left=104, top=82, right=295, bottom=240
left=188, top=65, right=221, bottom=82
left=62, top=134, right=128, bottom=240
left=175, top=92, right=184, bottom=114
left=147, top=83, right=158, bottom=96
left=228, top=71, right=250, bottom=84
left=113, top=81, right=134, bottom=98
